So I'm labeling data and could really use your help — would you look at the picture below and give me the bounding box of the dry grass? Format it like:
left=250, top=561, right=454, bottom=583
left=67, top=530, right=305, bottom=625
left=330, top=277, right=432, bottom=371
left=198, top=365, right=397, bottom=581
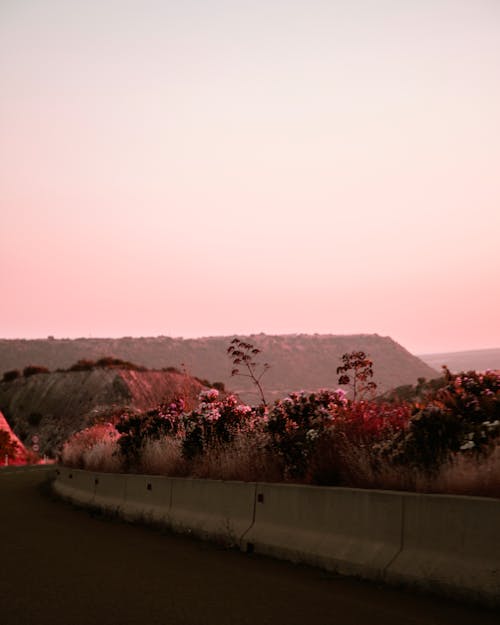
left=190, top=431, right=283, bottom=482
left=335, top=447, right=500, bottom=498
left=422, top=447, right=500, bottom=498
left=61, top=424, right=500, bottom=498
left=139, top=437, right=189, bottom=477
left=307, top=432, right=500, bottom=498
left=363, top=448, right=500, bottom=498
left=83, top=440, right=122, bottom=472
left=61, top=423, right=122, bottom=472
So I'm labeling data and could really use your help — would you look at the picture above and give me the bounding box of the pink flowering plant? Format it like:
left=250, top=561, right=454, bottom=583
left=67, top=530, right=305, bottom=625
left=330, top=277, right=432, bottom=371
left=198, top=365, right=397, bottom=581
left=266, top=389, right=348, bottom=478
left=116, top=398, right=186, bottom=470
left=386, top=368, right=500, bottom=474
left=182, top=389, right=258, bottom=460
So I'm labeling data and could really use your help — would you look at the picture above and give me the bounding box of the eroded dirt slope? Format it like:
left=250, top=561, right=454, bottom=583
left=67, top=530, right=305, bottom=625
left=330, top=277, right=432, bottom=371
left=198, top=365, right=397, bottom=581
left=0, top=369, right=205, bottom=455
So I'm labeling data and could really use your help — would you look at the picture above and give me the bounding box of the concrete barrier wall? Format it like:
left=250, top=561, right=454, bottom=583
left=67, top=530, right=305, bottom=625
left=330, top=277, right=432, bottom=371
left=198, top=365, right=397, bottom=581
left=385, top=493, right=500, bottom=606
left=94, top=472, right=127, bottom=514
left=168, top=478, right=256, bottom=544
left=53, top=467, right=96, bottom=505
left=122, top=474, right=172, bottom=523
left=52, top=468, right=500, bottom=608
left=242, top=483, right=403, bottom=580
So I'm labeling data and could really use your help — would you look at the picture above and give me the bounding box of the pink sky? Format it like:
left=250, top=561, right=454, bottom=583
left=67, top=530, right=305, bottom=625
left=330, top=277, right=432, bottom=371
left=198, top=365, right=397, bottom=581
left=1, top=0, right=499, bottom=355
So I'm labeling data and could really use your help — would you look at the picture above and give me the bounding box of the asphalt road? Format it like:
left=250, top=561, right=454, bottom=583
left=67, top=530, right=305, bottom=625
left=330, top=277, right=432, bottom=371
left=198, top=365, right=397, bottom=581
left=0, top=467, right=497, bottom=625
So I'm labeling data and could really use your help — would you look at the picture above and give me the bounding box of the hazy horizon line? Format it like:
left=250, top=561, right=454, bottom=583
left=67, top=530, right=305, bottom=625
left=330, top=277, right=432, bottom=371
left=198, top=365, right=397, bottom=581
left=1, top=333, right=498, bottom=357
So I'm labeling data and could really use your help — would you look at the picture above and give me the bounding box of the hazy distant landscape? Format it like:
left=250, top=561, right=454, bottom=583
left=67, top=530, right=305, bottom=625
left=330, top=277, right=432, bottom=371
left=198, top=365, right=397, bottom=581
left=418, top=348, right=500, bottom=374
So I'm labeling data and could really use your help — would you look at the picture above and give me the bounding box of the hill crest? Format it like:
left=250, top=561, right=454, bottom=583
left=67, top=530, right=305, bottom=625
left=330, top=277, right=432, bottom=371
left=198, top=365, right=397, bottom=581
left=0, top=333, right=437, bottom=405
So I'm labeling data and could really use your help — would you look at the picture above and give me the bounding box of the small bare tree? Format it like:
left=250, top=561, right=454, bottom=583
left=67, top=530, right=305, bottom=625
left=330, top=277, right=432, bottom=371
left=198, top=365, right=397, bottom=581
left=336, top=350, right=377, bottom=401
left=227, top=338, right=270, bottom=406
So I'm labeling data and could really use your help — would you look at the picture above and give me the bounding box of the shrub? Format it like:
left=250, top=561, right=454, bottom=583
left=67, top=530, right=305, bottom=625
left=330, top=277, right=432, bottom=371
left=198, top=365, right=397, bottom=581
left=2, top=369, right=21, bottom=383
left=60, top=423, right=121, bottom=470
left=193, top=377, right=226, bottom=391
left=68, top=359, right=96, bottom=372
left=23, top=365, right=50, bottom=377
left=115, top=398, right=186, bottom=470
left=27, top=412, right=43, bottom=427
left=65, top=358, right=148, bottom=372
left=308, top=401, right=411, bottom=486
left=94, top=357, right=147, bottom=371
left=266, top=389, right=348, bottom=479
left=386, top=368, right=500, bottom=474
left=181, top=390, right=259, bottom=461
left=182, top=390, right=257, bottom=460
left=382, top=375, right=446, bottom=403
left=194, top=377, right=212, bottom=387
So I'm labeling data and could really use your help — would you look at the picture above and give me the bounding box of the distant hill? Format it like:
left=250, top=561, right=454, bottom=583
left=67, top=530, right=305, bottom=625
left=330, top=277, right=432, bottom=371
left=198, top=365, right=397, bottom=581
left=418, top=348, right=500, bottom=374
left=0, top=369, right=205, bottom=456
left=0, top=334, right=438, bottom=405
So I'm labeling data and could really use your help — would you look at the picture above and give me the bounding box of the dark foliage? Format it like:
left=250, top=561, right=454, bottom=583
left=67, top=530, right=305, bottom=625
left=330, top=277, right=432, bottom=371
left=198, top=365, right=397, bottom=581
left=2, top=369, right=21, bottom=383
left=23, top=365, right=50, bottom=377
left=115, top=399, right=185, bottom=470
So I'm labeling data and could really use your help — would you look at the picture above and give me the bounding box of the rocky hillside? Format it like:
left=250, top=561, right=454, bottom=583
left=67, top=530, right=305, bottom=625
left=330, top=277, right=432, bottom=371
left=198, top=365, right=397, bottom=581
left=0, top=334, right=438, bottom=405
left=0, top=369, right=205, bottom=457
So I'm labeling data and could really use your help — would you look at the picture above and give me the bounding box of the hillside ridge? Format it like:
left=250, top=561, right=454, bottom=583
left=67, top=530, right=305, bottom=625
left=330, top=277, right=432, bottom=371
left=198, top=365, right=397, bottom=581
left=0, top=333, right=437, bottom=405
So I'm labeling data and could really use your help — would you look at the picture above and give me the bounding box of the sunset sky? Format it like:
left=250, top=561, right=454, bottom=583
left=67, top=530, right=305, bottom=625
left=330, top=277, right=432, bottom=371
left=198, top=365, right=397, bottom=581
left=1, top=0, right=499, bottom=355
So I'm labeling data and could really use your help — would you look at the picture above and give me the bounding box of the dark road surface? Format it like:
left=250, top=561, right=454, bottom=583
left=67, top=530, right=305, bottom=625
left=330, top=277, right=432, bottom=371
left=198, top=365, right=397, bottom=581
left=0, top=467, right=497, bottom=625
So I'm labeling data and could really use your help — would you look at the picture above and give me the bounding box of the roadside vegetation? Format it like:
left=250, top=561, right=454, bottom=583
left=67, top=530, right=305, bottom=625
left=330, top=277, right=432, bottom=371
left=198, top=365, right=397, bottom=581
left=57, top=342, right=500, bottom=497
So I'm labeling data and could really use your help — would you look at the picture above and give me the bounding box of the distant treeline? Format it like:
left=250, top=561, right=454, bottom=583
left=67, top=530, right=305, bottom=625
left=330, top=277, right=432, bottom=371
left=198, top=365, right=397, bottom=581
left=380, top=374, right=447, bottom=403
left=0, top=358, right=225, bottom=391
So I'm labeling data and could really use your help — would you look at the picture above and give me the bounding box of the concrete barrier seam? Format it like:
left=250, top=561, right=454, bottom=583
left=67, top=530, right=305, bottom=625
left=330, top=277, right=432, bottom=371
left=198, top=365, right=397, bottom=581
left=239, top=483, right=258, bottom=551
left=382, top=492, right=405, bottom=577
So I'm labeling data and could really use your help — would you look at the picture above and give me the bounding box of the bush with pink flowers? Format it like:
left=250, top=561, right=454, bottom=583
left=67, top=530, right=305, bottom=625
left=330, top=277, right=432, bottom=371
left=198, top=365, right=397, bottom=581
left=182, top=389, right=259, bottom=460
left=59, top=364, right=500, bottom=497
left=385, top=367, right=500, bottom=475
